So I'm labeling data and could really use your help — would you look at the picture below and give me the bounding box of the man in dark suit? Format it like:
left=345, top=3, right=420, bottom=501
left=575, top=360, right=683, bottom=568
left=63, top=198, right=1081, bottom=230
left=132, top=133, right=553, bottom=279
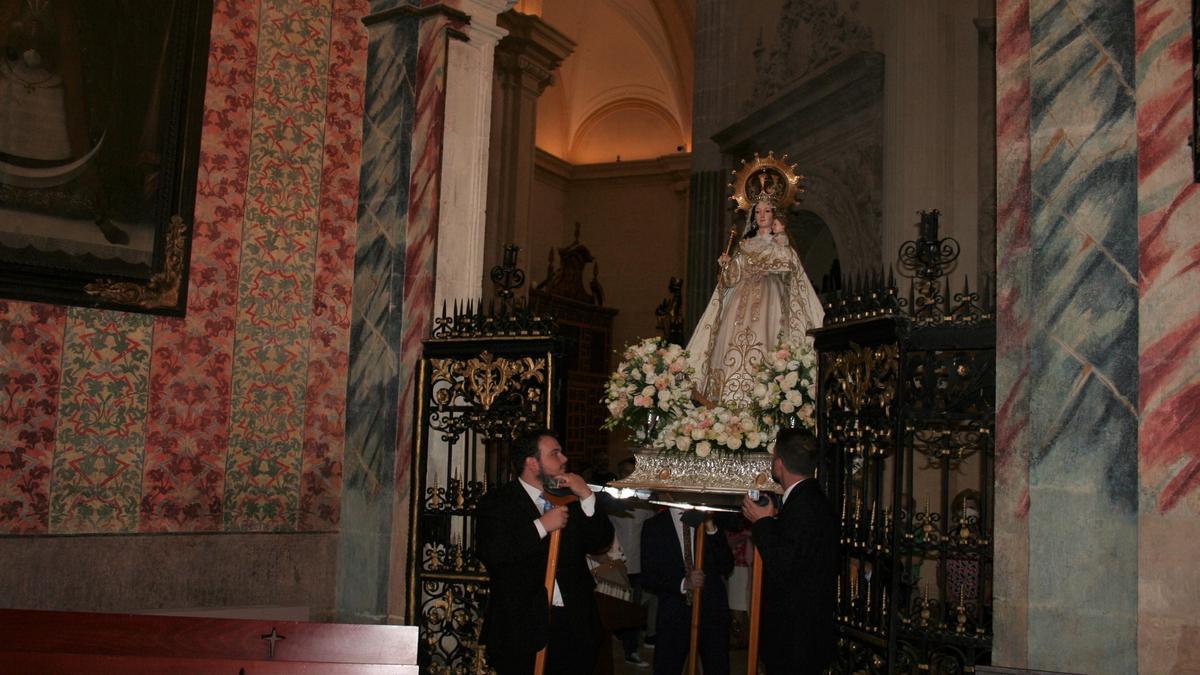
left=742, top=428, right=838, bottom=675
left=640, top=506, right=734, bottom=675
left=476, top=429, right=614, bottom=675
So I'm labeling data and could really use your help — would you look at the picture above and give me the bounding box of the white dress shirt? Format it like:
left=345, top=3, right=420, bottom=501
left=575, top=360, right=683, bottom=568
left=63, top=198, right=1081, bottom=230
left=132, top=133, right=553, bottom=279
left=781, top=479, right=803, bottom=505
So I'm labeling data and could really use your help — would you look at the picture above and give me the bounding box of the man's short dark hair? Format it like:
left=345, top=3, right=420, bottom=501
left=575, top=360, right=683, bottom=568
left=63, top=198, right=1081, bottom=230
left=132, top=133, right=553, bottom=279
left=510, top=429, right=558, bottom=477
left=774, top=428, right=820, bottom=477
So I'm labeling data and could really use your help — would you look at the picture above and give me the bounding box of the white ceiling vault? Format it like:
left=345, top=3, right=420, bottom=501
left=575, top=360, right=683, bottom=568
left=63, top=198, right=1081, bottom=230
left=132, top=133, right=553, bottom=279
left=519, top=0, right=694, bottom=165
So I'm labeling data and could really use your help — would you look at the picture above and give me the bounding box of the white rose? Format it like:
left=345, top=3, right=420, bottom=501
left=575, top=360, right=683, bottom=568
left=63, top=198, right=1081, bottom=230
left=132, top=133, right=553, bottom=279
left=782, top=371, right=799, bottom=389
left=780, top=401, right=796, bottom=414
left=727, top=435, right=743, bottom=451
left=642, top=385, right=656, bottom=398
left=786, top=390, right=803, bottom=406
left=677, top=436, right=692, bottom=451
left=746, top=432, right=761, bottom=449
left=695, top=441, right=712, bottom=457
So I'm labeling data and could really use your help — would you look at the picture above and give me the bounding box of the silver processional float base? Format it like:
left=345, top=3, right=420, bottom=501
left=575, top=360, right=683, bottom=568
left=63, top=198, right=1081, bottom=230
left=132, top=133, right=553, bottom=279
left=602, top=448, right=781, bottom=512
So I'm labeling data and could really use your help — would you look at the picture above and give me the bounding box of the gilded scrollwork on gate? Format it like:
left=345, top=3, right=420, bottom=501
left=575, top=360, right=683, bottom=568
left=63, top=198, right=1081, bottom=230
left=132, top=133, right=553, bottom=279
left=423, top=541, right=485, bottom=575
left=822, top=344, right=898, bottom=461
left=428, top=351, right=548, bottom=443
left=421, top=579, right=490, bottom=674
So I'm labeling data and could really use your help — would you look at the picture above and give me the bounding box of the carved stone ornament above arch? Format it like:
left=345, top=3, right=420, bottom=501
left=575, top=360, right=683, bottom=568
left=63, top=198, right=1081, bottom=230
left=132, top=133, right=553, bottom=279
left=796, top=153, right=882, bottom=275
left=746, top=0, right=874, bottom=112
left=713, top=51, right=884, bottom=275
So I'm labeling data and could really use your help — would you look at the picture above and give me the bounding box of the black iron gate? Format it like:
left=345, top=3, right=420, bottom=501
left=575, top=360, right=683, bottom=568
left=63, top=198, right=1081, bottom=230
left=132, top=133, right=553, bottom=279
left=405, top=268, right=564, bottom=673
left=815, top=212, right=995, bottom=674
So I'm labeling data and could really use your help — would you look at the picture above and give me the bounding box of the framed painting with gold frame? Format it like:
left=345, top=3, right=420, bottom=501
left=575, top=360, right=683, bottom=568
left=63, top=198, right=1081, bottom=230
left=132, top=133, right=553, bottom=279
left=0, top=0, right=212, bottom=316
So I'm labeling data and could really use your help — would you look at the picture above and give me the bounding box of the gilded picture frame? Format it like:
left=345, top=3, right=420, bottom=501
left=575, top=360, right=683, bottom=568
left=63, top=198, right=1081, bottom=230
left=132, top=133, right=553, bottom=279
left=0, top=0, right=212, bottom=316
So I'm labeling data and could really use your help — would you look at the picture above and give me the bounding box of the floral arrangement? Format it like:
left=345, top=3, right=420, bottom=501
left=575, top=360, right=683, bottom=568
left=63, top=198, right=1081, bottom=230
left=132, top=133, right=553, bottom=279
left=653, top=404, right=772, bottom=457
left=602, top=338, right=694, bottom=436
left=603, top=335, right=818, bottom=457
left=748, top=335, right=818, bottom=431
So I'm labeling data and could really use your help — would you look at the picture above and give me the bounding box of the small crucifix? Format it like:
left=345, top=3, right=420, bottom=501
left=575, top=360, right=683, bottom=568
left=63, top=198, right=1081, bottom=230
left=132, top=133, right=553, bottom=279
left=260, top=627, right=286, bottom=659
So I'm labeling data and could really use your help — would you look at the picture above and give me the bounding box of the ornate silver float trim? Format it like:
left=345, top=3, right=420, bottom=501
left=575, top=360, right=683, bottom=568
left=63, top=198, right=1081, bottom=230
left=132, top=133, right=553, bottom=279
left=611, top=449, right=781, bottom=495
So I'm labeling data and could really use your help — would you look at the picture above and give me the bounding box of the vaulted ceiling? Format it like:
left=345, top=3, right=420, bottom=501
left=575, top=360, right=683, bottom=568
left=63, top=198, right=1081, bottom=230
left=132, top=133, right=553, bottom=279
left=521, top=0, right=694, bottom=165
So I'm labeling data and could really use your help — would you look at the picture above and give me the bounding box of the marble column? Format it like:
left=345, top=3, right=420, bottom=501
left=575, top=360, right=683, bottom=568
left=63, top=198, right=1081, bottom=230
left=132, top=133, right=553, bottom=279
left=483, top=10, right=574, bottom=289
left=686, top=0, right=734, bottom=331
left=339, top=0, right=422, bottom=625
left=994, top=1, right=1139, bottom=672
left=432, top=0, right=514, bottom=311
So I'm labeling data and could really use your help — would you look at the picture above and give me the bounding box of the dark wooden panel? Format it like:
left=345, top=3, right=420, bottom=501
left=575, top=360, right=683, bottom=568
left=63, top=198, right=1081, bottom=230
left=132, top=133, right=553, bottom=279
left=0, top=652, right=419, bottom=674
left=0, top=609, right=417, bottom=666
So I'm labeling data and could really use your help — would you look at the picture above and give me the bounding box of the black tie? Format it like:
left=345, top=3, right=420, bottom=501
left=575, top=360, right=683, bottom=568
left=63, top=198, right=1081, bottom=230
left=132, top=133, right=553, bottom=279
left=682, top=523, right=694, bottom=569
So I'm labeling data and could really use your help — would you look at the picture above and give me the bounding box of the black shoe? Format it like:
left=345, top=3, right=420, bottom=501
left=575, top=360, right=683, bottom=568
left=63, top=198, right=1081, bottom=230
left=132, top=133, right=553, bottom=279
left=624, top=653, right=649, bottom=668
left=643, top=635, right=656, bottom=649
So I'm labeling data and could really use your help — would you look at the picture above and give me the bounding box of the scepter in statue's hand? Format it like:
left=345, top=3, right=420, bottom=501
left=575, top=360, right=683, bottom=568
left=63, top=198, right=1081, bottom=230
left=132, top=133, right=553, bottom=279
left=722, top=225, right=738, bottom=260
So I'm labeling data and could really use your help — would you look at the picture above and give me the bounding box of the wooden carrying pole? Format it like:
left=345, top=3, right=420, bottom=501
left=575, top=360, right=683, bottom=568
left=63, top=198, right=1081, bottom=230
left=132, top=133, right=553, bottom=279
left=747, top=548, right=764, bottom=674
left=686, top=523, right=707, bottom=675
left=534, top=491, right=577, bottom=675
left=534, top=528, right=563, bottom=675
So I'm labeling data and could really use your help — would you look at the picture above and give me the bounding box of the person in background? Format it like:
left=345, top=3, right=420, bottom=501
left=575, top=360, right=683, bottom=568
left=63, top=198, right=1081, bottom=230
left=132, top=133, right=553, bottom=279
left=608, top=456, right=654, bottom=667
left=941, top=488, right=983, bottom=609
left=641, top=506, right=734, bottom=675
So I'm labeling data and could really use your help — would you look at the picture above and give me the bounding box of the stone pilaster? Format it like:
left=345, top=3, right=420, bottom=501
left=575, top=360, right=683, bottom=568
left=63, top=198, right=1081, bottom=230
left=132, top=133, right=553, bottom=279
left=483, top=10, right=574, bottom=292
left=432, top=0, right=515, bottom=311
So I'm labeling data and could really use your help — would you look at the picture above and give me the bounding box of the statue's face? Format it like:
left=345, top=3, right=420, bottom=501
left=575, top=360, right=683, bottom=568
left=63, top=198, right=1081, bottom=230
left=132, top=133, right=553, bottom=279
left=754, top=202, right=775, bottom=229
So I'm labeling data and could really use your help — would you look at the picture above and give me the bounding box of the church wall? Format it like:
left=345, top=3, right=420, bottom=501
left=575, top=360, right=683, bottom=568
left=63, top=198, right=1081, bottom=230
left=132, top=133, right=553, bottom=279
left=528, top=153, right=691, bottom=362
left=0, top=0, right=367, bottom=618
left=1133, top=0, right=1200, bottom=671
left=561, top=157, right=691, bottom=361
left=529, top=151, right=571, bottom=279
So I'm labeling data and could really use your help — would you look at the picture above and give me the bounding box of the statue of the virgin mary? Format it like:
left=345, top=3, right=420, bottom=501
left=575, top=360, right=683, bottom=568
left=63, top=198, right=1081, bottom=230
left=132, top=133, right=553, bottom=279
left=686, top=153, right=824, bottom=408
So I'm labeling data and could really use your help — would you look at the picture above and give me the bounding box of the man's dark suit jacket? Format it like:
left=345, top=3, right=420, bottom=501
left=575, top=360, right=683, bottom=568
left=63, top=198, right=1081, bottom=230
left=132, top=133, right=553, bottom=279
left=751, top=478, right=838, bottom=674
left=476, top=479, right=614, bottom=673
left=641, top=510, right=734, bottom=675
